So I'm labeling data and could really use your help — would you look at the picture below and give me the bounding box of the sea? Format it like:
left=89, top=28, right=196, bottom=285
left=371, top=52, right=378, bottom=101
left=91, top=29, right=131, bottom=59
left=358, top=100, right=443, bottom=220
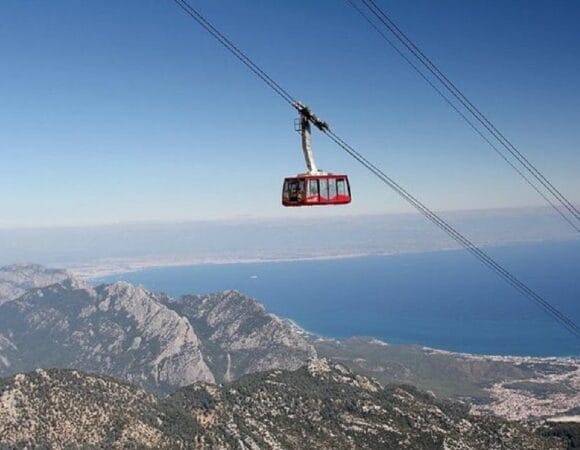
left=95, top=239, right=580, bottom=358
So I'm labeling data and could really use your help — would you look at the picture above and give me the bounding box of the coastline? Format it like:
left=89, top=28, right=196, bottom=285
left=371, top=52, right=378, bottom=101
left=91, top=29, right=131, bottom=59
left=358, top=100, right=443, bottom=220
left=67, top=236, right=577, bottom=280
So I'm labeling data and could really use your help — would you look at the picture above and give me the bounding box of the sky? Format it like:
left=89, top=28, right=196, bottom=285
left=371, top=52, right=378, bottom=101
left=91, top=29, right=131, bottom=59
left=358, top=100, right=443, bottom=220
left=1, top=0, right=579, bottom=227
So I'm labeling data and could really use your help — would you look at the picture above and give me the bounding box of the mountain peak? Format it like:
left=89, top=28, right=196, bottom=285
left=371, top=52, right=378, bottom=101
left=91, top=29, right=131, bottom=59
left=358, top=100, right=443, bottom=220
left=305, top=356, right=332, bottom=374
left=58, top=276, right=94, bottom=292
left=304, top=357, right=382, bottom=393
left=100, top=280, right=148, bottom=299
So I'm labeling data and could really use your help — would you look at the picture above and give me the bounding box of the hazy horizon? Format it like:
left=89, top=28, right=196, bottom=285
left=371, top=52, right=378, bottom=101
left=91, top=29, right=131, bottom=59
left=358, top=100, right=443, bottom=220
left=0, top=203, right=576, bottom=231
left=0, top=205, right=576, bottom=276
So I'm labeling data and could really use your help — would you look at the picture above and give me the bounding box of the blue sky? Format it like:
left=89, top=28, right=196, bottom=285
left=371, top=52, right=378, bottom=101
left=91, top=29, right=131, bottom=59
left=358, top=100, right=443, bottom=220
left=1, top=0, right=579, bottom=227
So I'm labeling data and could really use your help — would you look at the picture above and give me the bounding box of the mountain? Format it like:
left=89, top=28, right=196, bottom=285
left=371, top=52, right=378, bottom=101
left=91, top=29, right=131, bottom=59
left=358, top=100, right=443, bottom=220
left=0, top=363, right=563, bottom=449
left=0, top=278, right=214, bottom=392
left=163, top=291, right=316, bottom=382
left=0, top=264, right=69, bottom=305
left=0, top=270, right=316, bottom=392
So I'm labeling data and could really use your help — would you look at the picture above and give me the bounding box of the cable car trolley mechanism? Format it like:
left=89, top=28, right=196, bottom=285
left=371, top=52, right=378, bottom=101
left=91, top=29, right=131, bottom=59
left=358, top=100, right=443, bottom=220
left=282, top=102, right=351, bottom=207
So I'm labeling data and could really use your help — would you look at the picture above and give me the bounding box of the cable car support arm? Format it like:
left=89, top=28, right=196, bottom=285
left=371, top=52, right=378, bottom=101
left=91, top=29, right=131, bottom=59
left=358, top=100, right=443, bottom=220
left=294, top=102, right=329, bottom=175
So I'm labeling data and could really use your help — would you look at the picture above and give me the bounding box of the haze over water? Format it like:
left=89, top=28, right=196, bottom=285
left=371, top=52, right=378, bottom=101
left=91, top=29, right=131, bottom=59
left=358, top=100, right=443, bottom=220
left=97, top=240, right=580, bottom=357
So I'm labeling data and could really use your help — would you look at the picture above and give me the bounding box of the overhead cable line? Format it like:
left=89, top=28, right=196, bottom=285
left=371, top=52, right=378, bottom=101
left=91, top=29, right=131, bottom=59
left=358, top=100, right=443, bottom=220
left=171, top=0, right=580, bottom=340
left=346, top=0, right=580, bottom=233
left=173, top=0, right=297, bottom=106
left=325, top=128, right=580, bottom=339
left=350, top=0, right=580, bottom=229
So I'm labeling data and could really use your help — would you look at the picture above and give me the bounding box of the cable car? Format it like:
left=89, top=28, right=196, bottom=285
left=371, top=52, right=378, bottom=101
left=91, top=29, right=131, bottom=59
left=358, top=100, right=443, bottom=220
left=282, top=102, right=352, bottom=207
left=282, top=174, right=351, bottom=206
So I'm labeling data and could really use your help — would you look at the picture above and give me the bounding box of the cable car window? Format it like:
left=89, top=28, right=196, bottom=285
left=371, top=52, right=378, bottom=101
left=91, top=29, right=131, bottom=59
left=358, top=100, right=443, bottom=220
left=319, top=178, right=329, bottom=200
left=337, top=179, right=346, bottom=196
left=307, top=179, right=319, bottom=197
left=328, top=178, right=337, bottom=199
left=285, top=179, right=299, bottom=201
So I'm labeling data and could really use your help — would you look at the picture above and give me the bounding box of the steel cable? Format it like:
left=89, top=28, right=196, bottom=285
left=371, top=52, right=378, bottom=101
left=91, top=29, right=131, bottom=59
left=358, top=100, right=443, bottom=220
left=353, top=0, right=580, bottom=227
left=346, top=0, right=580, bottom=233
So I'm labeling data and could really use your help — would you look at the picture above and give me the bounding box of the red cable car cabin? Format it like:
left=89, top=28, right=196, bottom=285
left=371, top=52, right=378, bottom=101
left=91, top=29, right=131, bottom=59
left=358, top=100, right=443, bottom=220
left=282, top=174, right=351, bottom=206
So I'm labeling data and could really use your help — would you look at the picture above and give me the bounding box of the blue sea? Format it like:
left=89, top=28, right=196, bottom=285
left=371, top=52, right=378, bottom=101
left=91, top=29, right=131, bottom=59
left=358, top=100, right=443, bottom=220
left=96, top=240, right=580, bottom=357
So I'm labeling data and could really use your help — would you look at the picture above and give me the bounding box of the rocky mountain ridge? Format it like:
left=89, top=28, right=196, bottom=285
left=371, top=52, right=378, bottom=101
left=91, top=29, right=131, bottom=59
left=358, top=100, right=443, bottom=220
left=0, top=265, right=315, bottom=394
left=0, top=277, right=214, bottom=391
left=0, top=363, right=564, bottom=449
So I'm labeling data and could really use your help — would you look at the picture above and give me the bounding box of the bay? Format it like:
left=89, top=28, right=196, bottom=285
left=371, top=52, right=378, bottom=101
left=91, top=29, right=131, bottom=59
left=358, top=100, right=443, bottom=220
left=96, top=240, right=580, bottom=357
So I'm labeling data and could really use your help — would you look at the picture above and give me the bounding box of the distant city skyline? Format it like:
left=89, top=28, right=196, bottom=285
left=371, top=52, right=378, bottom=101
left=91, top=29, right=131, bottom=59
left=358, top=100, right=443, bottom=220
left=1, top=0, right=579, bottom=227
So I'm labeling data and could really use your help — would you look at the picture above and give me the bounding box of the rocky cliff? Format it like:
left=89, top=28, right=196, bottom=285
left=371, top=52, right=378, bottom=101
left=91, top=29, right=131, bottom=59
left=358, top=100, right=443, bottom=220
left=164, top=291, right=316, bottom=382
left=0, top=278, right=214, bottom=392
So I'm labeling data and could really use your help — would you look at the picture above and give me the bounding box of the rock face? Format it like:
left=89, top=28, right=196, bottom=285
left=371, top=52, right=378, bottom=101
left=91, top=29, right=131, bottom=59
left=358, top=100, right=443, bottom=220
left=0, top=264, right=69, bottom=305
left=164, top=291, right=316, bottom=382
left=0, top=278, right=214, bottom=392
left=0, top=364, right=560, bottom=449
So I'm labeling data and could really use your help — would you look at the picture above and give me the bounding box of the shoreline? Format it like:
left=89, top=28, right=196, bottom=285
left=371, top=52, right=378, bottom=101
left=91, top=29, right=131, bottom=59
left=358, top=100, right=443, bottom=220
left=66, top=237, right=577, bottom=279
left=68, top=248, right=466, bottom=279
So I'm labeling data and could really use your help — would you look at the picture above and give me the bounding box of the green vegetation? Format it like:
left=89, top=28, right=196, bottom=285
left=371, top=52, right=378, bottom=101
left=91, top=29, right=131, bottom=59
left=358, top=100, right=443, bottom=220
left=314, top=337, right=575, bottom=402
left=0, top=362, right=564, bottom=449
left=541, top=423, right=580, bottom=450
